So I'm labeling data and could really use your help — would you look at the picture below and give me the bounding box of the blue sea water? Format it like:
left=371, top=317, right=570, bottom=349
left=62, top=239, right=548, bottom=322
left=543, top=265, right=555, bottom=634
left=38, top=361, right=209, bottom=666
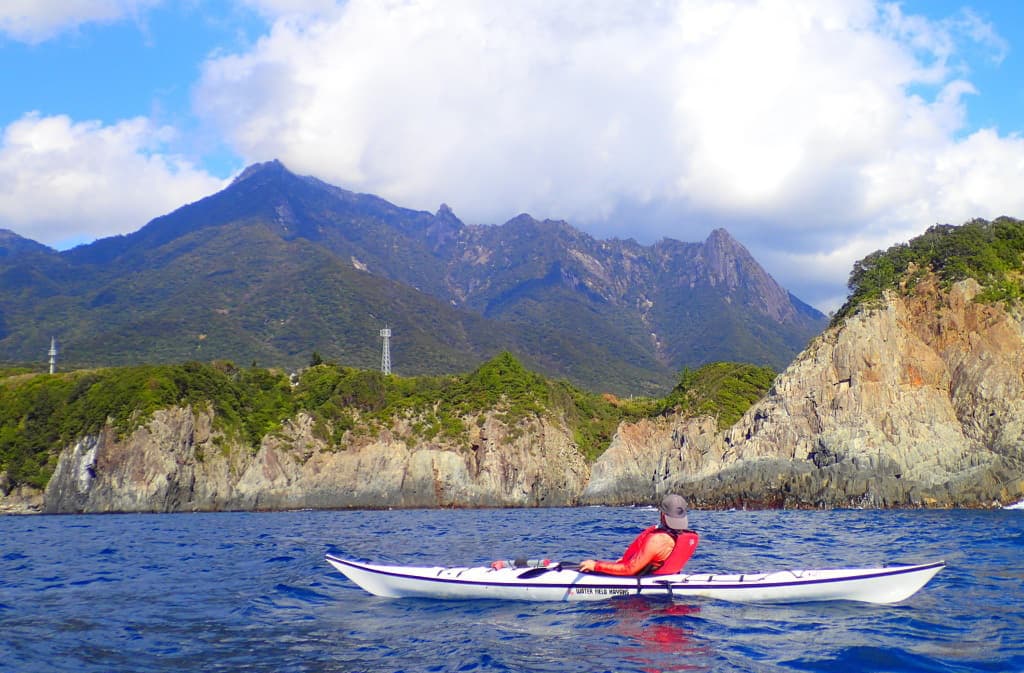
left=1, top=507, right=1021, bottom=673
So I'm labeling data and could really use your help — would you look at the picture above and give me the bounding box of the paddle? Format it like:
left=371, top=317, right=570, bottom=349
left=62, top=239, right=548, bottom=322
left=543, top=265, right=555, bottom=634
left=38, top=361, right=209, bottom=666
left=517, top=562, right=581, bottom=579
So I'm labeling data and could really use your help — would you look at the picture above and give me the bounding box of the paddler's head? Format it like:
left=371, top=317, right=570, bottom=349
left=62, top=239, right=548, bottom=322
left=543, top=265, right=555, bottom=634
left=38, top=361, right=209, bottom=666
left=659, top=493, right=689, bottom=530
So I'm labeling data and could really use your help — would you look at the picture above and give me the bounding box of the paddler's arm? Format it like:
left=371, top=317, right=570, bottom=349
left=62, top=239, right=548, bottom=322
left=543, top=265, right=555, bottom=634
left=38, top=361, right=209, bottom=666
left=579, top=534, right=675, bottom=576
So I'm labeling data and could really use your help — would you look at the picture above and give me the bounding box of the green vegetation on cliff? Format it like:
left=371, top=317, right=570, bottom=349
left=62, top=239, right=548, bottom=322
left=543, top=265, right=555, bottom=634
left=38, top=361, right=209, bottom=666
left=0, top=362, right=294, bottom=488
left=293, top=352, right=632, bottom=457
left=836, top=216, right=1024, bottom=323
left=660, top=362, right=776, bottom=431
left=0, top=354, right=772, bottom=491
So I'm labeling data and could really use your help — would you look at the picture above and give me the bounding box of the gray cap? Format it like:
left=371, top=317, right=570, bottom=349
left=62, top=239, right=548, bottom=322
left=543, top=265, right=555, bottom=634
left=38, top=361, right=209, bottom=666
left=660, top=494, right=689, bottom=530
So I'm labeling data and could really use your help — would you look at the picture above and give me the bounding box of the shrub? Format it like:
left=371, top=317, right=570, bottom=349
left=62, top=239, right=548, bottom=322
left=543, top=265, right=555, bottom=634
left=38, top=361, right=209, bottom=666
left=835, top=217, right=1024, bottom=323
left=660, top=362, right=776, bottom=431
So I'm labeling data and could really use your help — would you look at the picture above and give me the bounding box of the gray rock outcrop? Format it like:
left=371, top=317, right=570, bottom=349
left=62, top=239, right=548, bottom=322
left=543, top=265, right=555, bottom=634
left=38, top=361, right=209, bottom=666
left=585, top=277, right=1024, bottom=508
left=41, top=408, right=589, bottom=513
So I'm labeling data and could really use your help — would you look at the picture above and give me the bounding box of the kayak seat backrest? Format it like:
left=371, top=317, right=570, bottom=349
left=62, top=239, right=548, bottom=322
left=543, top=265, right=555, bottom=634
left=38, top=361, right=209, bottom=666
left=652, top=530, right=699, bottom=575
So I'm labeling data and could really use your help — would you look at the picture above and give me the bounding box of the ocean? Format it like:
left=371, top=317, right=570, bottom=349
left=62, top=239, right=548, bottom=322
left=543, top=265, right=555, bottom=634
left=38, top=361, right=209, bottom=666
left=1, top=507, right=1021, bottom=673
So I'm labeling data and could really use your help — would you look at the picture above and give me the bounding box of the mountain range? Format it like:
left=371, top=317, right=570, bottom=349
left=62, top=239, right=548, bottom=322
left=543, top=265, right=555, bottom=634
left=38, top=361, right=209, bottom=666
left=0, top=160, right=826, bottom=394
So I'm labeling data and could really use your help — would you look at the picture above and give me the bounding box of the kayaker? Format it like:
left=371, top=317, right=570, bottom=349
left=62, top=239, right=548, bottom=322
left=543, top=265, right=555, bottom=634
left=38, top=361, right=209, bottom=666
left=578, top=493, right=699, bottom=576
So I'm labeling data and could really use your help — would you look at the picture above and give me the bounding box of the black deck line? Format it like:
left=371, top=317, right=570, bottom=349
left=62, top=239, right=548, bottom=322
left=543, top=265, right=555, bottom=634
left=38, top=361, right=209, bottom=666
left=325, top=554, right=945, bottom=592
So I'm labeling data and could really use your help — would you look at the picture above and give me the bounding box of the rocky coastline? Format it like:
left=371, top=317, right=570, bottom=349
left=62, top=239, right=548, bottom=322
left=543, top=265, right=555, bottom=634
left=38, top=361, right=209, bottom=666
left=4, top=277, right=1023, bottom=514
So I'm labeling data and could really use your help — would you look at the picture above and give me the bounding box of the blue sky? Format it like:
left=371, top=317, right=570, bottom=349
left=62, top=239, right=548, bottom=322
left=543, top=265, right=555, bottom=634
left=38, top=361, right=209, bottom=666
left=2, top=1, right=1023, bottom=312
left=0, top=2, right=265, bottom=179
left=899, top=0, right=1022, bottom=132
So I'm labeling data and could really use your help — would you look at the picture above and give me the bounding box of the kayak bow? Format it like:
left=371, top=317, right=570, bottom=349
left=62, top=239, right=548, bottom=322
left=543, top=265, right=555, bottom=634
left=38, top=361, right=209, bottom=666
left=325, top=554, right=944, bottom=604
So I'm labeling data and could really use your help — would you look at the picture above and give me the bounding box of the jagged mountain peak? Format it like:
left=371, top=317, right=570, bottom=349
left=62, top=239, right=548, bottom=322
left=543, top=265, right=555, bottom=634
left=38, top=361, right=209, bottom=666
left=499, top=213, right=580, bottom=239
left=701, top=227, right=751, bottom=259
left=699, top=226, right=757, bottom=277
left=231, top=159, right=289, bottom=185
left=706, top=227, right=737, bottom=244
left=2, top=164, right=828, bottom=392
left=432, top=202, right=464, bottom=229
left=698, top=228, right=812, bottom=322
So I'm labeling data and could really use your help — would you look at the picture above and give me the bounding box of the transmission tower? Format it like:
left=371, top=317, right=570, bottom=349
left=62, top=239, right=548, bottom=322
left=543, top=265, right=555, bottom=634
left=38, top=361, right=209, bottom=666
left=380, top=326, right=392, bottom=375
left=48, top=336, right=58, bottom=374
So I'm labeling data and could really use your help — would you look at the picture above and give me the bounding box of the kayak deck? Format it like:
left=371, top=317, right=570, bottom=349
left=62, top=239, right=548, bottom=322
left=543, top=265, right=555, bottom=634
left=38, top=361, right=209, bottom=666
left=325, top=554, right=944, bottom=604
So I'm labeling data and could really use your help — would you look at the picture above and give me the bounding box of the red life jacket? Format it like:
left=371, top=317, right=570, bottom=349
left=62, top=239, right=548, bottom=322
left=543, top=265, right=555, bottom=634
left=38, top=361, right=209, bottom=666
left=618, top=526, right=700, bottom=575
left=652, top=529, right=699, bottom=575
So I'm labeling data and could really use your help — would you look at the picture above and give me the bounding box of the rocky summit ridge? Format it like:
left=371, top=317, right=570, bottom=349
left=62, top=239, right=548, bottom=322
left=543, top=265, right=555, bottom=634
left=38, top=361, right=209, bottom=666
left=0, top=160, right=825, bottom=395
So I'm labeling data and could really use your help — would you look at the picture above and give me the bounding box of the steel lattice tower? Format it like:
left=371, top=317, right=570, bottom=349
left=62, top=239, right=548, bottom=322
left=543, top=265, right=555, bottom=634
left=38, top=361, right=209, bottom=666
left=48, top=336, right=58, bottom=374
left=380, top=327, right=391, bottom=375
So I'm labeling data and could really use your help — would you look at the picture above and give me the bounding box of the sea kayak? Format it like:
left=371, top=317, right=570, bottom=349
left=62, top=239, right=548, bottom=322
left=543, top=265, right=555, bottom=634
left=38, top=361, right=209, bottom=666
left=325, top=554, right=944, bottom=604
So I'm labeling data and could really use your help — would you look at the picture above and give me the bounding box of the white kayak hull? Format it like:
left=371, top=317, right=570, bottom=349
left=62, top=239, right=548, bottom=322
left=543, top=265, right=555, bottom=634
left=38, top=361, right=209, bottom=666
left=325, top=555, right=944, bottom=604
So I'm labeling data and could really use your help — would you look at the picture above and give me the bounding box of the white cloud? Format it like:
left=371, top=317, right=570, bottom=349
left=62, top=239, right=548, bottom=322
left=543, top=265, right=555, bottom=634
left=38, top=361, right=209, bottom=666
left=0, top=113, right=226, bottom=248
left=0, top=0, right=162, bottom=44
left=0, top=1, right=1017, bottom=313
left=191, top=0, right=1024, bottom=311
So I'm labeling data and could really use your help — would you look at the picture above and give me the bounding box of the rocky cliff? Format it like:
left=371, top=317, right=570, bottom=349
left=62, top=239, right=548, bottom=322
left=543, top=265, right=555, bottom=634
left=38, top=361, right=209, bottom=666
left=40, top=408, right=589, bottom=513
left=584, top=276, right=1024, bottom=508
left=11, top=275, right=1023, bottom=514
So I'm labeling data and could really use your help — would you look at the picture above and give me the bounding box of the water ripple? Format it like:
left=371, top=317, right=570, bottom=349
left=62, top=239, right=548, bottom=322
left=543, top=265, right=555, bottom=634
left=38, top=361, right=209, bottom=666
left=1, top=508, right=1021, bottom=673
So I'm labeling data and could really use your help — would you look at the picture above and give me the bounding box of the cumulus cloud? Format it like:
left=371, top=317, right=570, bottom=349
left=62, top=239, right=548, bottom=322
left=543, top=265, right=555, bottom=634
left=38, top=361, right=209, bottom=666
left=0, top=113, right=226, bottom=248
left=0, top=0, right=162, bottom=44
left=192, top=0, right=1024, bottom=311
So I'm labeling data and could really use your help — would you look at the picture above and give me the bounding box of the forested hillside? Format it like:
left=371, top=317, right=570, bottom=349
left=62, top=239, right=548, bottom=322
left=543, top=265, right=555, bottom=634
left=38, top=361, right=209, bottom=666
left=0, top=161, right=825, bottom=396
